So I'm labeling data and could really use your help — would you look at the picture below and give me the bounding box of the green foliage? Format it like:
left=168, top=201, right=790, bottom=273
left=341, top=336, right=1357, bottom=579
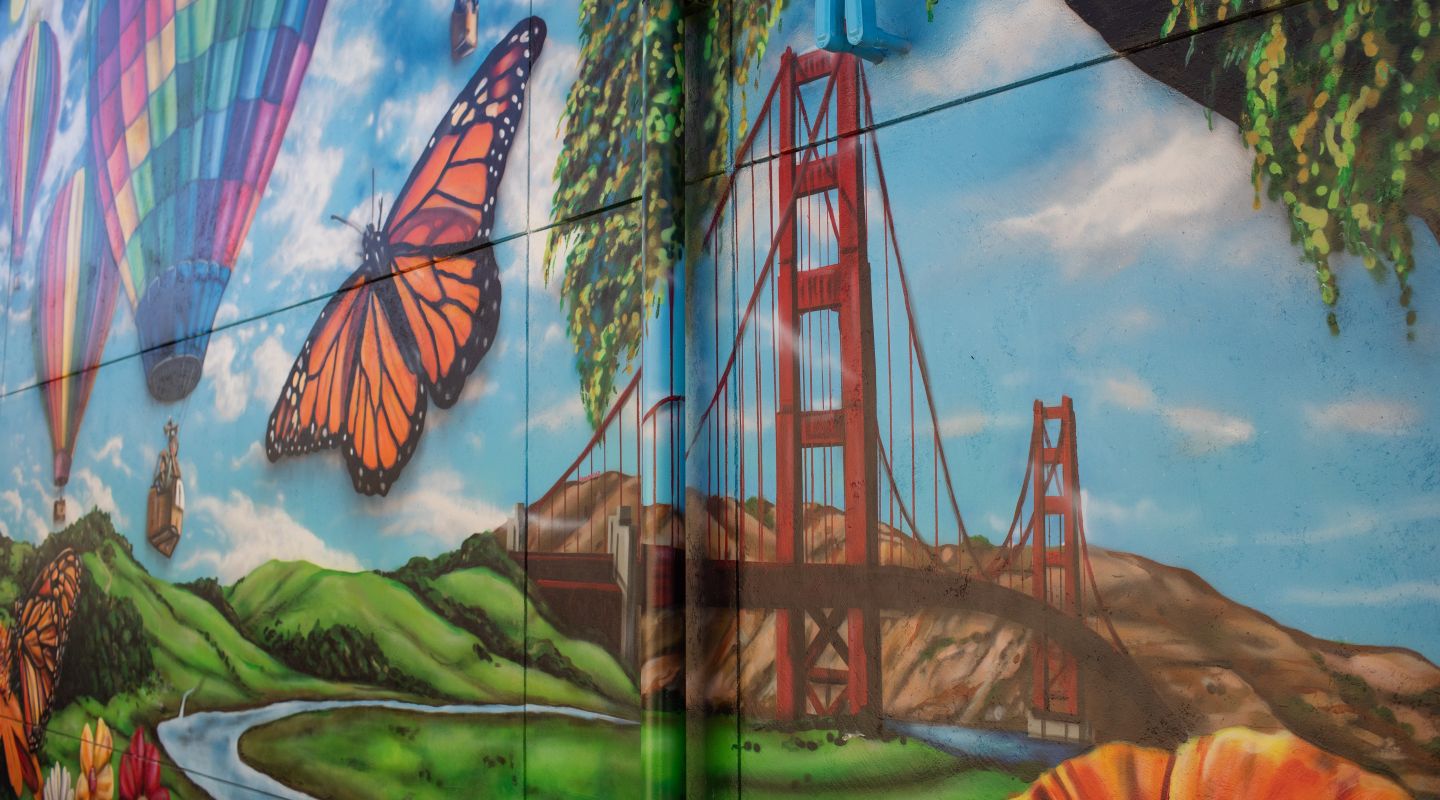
left=390, top=538, right=623, bottom=703
left=51, top=569, right=157, bottom=710
left=177, top=575, right=244, bottom=629
left=386, top=532, right=528, bottom=594
left=548, top=0, right=784, bottom=422
left=919, top=636, right=956, bottom=661
left=1165, top=0, right=1439, bottom=330
left=260, top=623, right=440, bottom=699
left=744, top=496, right=777, bottom=528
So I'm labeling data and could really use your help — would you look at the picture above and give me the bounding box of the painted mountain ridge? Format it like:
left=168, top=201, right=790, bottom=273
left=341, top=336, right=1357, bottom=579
left=525, top=472, right=1440, bottom=798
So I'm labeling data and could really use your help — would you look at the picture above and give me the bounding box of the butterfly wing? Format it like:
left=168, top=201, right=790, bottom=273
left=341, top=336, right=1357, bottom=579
left=0, top=624, right=38, bottom=798
left=340, top=283, right=427, bottom=495
left=266, top=271, right=370, bottom=460
left=266, top=272, right=426, bottom=496
left=0, top=698, right=39, bottom=797
left=13, top=549, right=82, bottom=753
left=382, top=16, right=544, bottom=409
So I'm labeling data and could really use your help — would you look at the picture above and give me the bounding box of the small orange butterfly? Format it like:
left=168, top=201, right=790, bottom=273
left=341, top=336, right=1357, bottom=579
left=266, top=17, right=545, bottom=495
left=0, top=548, right=83, bottom=796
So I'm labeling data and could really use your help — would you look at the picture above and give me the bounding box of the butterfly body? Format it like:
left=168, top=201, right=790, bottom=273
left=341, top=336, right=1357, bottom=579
left=266, top=18, right=544, bottom=496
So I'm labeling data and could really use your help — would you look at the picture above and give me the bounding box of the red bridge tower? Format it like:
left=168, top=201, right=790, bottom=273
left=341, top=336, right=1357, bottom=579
left=773, top=49, right=882, bottom=722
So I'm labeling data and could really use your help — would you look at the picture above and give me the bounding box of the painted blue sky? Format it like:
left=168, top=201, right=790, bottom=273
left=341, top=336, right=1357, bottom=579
left=1, top=0, right=1438, bottom=661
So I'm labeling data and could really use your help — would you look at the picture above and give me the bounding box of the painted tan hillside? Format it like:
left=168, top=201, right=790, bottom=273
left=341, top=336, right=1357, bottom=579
left=523, top=473, right=1440, bottom=796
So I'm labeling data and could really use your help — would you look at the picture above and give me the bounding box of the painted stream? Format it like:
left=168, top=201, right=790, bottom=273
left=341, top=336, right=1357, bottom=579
left=155, top=699, right=636, bottom=799
left=156, top=700, right=1084, bottom=798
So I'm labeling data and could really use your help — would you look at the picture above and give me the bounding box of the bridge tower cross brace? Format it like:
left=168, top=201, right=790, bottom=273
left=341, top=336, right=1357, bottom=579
left=1030, top=397, right=1085, bottom=722
left=773, top=49, right=882, bottom=723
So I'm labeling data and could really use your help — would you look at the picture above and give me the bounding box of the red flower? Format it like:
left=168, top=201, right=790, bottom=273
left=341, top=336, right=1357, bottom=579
left=117, top=730, right=168, bottom=800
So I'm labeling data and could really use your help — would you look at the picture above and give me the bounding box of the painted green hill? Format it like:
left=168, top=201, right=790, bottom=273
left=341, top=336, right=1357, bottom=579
left=230, top=538, right=636, bottom=713
left=0, top=511, right=636, bottom=799
left=8, top=513, right=372, bottom=799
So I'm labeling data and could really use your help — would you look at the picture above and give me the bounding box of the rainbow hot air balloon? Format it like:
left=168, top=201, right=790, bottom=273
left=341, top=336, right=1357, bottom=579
left=87, top=0, right=328, bottom=402
left=4, top=20, right=61, bottom=263
left=34, top=168, right=121, bottom=517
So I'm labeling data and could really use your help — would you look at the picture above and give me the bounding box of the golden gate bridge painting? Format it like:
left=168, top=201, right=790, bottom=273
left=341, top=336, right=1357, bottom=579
left=516, top=49, right=1180, bottom=748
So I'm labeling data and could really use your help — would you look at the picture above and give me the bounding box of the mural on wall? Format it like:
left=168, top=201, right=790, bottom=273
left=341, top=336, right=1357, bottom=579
left=0, top=0, right=1433, bottom=798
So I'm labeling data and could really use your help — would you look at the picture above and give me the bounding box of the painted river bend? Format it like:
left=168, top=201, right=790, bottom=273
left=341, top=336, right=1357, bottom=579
left=156, top=700, right=636, bottom=799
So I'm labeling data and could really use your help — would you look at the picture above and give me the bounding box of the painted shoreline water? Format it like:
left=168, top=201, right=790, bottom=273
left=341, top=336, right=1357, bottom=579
left=155, top=699, right=636, bottom=800
left=886, top=720, right=1089, bottom=768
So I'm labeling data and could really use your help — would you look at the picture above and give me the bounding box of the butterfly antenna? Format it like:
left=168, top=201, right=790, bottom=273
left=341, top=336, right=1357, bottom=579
left=378, top=197, right=385, bottom=225
left=371, top=168, right=377, bottom=227
left=330, top=214, right=364, bottom=234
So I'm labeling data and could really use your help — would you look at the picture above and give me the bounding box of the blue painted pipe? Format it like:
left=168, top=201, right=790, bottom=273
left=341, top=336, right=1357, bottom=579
left=816, top=0, right=908, bottom=63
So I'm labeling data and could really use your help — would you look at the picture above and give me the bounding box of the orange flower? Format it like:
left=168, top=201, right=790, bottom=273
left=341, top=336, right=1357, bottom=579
left=76, top=719, right=114, bottom=800
left=1019, top=728, right=1411, bottom=800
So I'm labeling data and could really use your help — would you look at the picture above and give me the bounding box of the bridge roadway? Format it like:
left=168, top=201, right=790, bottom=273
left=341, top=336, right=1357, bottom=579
left=517, top=549, right=1189, bottom=746
left=696, top=560, right=1188, bottom=746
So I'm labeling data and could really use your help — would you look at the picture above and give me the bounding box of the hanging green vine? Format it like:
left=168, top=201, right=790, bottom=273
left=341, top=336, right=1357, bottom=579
left=546, top=0, right=785, bottom=424
left=1165, top=0, right=1438, bottom=332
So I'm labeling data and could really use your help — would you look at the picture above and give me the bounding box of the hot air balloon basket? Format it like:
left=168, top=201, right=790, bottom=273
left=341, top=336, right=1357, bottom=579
left=146, top=486, right=182, bottom=558
left=451, top=0, right=478, bottom=59
left=52, top=498, right=66, bottom=526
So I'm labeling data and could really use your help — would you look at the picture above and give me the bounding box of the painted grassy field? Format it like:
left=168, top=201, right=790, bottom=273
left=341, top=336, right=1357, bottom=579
left=239, top=708, right=1029, bottom=799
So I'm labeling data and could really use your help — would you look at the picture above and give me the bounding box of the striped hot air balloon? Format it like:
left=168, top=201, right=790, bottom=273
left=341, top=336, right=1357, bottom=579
left=33, top=168, right=121, bottom=516
left=4, top=19, right=60, bottom=263
left=87, top=0, right=328, bottom=402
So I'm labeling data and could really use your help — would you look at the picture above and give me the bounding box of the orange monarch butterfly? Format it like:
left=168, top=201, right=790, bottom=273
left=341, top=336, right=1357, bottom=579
left=265, top=17, right=545, bottom=496
left=0, top=548, right=83, bottom=796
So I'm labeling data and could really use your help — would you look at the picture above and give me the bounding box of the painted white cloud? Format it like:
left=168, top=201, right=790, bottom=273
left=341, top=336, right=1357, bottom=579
left=902, top=0, right=1096, bottom=102
left=261, top=117, right=354, bottom=279
left=258, top=4, right=384, bottom=285
left=521, top=395, right=586, bottom=436
left=521, top=40, right=579, bottom=235
left=68, top=468, right=126, bottom=527
left=369, top=469, right=508, bottom=547
left=1257, top=497, right=1440, bottom=547
left=997, top=70, right=1261, bottom=277
left=184, top=490, right=363, bottom=582
left=230, top=442, right=267, bottom=471
left=1093, top=372, right=1253, bottom=452
left=1161, top=406, right=1255, bottom=452
left=1285, top=582, right=1440, bottom=607
left=377, top=79, right=458, bottom=155
left=1304, top=397, right=1421, bottom=436
left=90, top=436, right=132, bottom=478
left=251, top=327, right=293, bottom=402
left=1097, top=374, right=1157, bottom=411
left=938, top=409, right=1025, bottom=437
left=1080, top=489, right=1198, bottom=543
left=310, top=29, right=383, bottom=91
left=206, top=334, right=250, bottom=421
